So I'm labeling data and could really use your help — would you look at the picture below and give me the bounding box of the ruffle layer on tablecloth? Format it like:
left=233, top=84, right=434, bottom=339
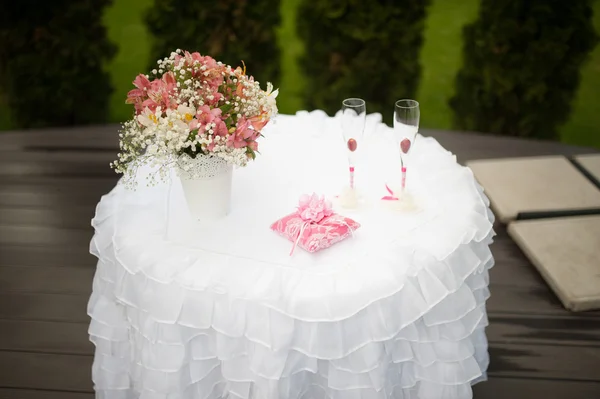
left=88, top=111, right=495, bottom=399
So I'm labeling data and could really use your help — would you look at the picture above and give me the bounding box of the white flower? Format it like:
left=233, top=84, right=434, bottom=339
left=172, top=119, right=189, bottom=131
left=265, top=82, right=279, bottom=116
left=137, top=108, right=160, bottom=127
left=176, top=104, right=196, bottom=123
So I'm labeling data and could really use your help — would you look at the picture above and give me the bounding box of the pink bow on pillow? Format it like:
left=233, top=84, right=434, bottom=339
left=271, top=193, right=360, bottom=255
left=297, top=193, right=334, bottom=223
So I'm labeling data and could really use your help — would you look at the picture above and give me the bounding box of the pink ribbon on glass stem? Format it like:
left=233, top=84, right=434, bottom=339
left=381, top=167, right=407, bottom=201
left=382, top=184, right=398, bottom=201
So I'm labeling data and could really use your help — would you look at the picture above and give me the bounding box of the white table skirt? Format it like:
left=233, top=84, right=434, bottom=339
left=88, top=111, right=495, bottom=399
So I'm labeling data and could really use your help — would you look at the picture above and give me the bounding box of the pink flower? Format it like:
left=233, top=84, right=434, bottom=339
left=184, top=51, right=195, bottom=65
left=204, top=120, right=229, bottom=151
left=174, top=51, right=202, bottom=68
left=236, top=82, right=245, bottom=98
left=214, top=119, right=228, bottom=136
left=227, top=117, right=255, bottom=149
left=177, top=51, right=223, bottom=87
left=126, top=74, right=152, bottom=114
left=202, top=68, right=225, bottom=92
left=248, top=140, right=259, bottom=151
left=249, top=113, right=269, bottom=131
left=195, top=105, right=222, bottom=126
left=175, top=52, right=222, bottom=85
left=198, top=54, right=218, bottom=69
left=185, top=51, right=217, bottom=68
left=207, top=90, right=224, bottom=105
left=131, top=74, right=151, bottom=93
left=297, top=193, right=333, bottom=223
left=126, top=72, right=177, bottom=115
left=162, top=71, right=176, bottom=88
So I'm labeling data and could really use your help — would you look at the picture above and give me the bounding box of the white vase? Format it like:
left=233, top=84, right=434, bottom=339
left=178, top=154, right=233, bottom=222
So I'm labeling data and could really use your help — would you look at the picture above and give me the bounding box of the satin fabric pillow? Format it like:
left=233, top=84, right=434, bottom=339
left=271, top=213, right=360, bottom=254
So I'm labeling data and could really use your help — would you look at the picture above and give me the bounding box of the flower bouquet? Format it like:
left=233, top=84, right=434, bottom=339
left=112, top=49, right=278, bottom=220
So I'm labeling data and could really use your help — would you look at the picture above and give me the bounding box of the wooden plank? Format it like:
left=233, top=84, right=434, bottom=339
left=0, top=161, right=113, bottom=178
left=425, top=129, right=598, bottom=164
left=0, top=184, right=111, bottom=207
left=487, top=284, right=579, bottom=317
left=0, top=352, right=92, bottom=392
left=0, top=208, right=93, bottom=230
left=0, top=149, right=114, bottom=178
left=0, top=277, right=597, bottom=327
left=0, top=226, right=92, bottom=247
left=0, top=388, right=93, bottom=399
left=0, top=124, right=594, bottom=162
left=0, top=207, right=94, bottom=230
left=0, top=176, right=118, bottom=187
left=0, top=320, right=91, bottom=355
left=0, top=124, right=118, bottom=151
left=0, top=293, right=89, bottom=323
left=0, top=245, right=97, bottom=268
left=0, top=269, right=583, bottom=324
left=1, top=343, right=597, bottom=393
left=0, top=124, right=594, bottom=161
left=0, top=266, right=94, bottom=295
left=488, top=226, right=547, bottom=288
left=473, top=377, right=600, bottom=399
left=0, top=151, right=114, bottom=164
left=487, top=314, right=600, bottom=347
left=487, top=343, right=600, bottom=382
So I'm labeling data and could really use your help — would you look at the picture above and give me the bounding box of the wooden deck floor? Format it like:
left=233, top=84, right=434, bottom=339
left=0, top=124, right=599, bottom=398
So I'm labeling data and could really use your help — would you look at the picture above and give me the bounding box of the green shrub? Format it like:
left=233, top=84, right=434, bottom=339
left=297, top=0, right=431, bottom=123
left=0, top=0, right=117, bottom=129
left=146, top=0, right=281, bottom=88
left=450, top=0, right=598, bottom=140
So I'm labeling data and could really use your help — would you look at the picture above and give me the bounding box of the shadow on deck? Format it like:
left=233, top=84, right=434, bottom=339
left=0, top=124, right=599, bottom=398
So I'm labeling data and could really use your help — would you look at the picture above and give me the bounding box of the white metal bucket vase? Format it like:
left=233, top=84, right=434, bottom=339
left=177, top=154, right=233, bottom=222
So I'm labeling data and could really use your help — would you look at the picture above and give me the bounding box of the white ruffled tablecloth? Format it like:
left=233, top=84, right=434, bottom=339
left=88, top=111, right=495, bottom=399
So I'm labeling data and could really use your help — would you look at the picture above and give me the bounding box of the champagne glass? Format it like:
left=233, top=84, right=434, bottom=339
left=339, top=98, right=366, bottom=209
left=392, top=99, right=420, bottom=209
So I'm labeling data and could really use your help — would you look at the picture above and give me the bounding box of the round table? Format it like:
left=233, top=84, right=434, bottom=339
left=88, top=111, right=495, bottom=399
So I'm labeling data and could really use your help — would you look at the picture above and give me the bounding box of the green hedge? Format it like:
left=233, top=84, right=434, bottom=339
left=0, top=1, right=116, bottom=129
left=146, top=0, right=281, bottom=88
left=297, top=0, right=431, bottom=123
left=450, top=0, right=598, bottom=139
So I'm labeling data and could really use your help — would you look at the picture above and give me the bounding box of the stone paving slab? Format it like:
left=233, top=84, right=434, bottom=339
left=508, top=215, right=600, bottom=312
left=468, top=156, right=600, bottom=223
